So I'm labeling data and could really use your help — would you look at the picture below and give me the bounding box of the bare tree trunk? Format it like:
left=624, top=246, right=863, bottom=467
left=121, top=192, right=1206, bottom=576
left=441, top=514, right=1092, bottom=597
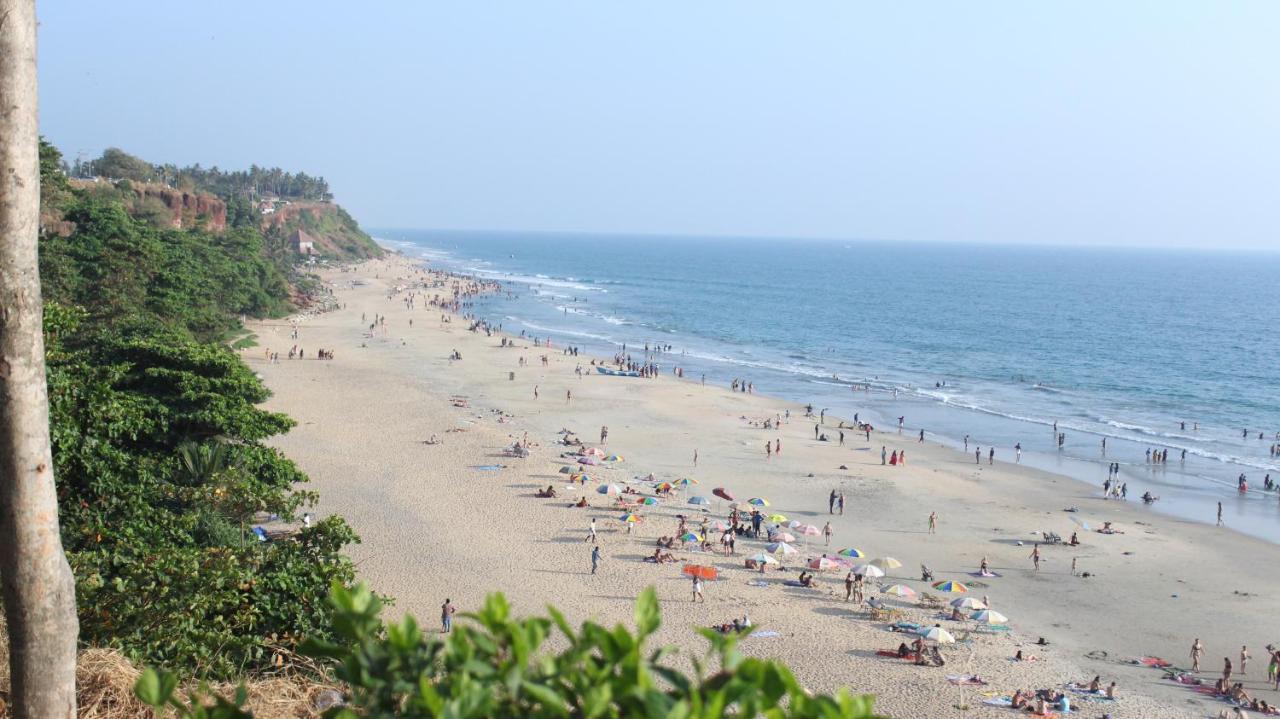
left=0, top=0, right=80, bottom=716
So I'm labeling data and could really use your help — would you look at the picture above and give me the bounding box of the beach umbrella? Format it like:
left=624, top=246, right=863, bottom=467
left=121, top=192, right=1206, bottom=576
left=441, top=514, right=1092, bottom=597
left=932, top=581, right=968, bottom=594
left=808, top=556, right=842, bottom=571
left=678, top=532, right=703, bottom=543
left=881, top=584, right=918, bottom=598
left=949, top=597, right=987, bottom=610
left=640, top=497, right=659, bottom=505
left=786, top=520, right=804, bottom=529
left=578, top=456, right=601, bottom=465
left=837, top=548, right=867, bottom=559
left=971, top=609, right=1008, bottom=625
left=919, top=627, right=956, bottom=644
left=796, top=524, right=822, bottom=537
left=618, top=512, right=641, bottom=523
left=583, top=447, right=606, bottom=457
left=604, top=454, right=624, bottom=462
left=710, top=520, right=729, bottom=532
left=655, top=482, right=674, bottom=492
left=597, top=483, right=622, bottom=495
left=770, top=531, right=797, bottom=543
left=749, top=553, right=779, bottom=565
left=852, top=564, right=885, bottom=578
left=713, top=487, right=735, bottom=501
left=870, top=557, right=903, bottom=570
left=570, top=473, right=592, bottom=483
left=688, top=496, right=710, bottom=506
left=676, top=477, right=698, bottom=486
left=768, top=513, right=788, bottom=523
left=765, top=541, right=798, bottom=555
left=682, top=564, right=717, bottom=580
left=558, top=466, right=575, bottom=474
left=747, top=497, right=770, bottom=507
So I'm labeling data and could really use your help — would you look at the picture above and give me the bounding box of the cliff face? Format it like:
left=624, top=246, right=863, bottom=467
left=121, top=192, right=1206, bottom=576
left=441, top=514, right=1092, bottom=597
left=69, top=179, right=227, bottom=231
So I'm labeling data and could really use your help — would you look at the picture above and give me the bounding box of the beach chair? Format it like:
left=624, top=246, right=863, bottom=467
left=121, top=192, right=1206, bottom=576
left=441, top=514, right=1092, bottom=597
left=919, top=593, right=944, bottom=608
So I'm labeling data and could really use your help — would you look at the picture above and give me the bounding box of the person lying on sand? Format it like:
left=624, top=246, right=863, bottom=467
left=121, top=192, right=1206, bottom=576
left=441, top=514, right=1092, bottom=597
left=649, top=548, right=677, bottom=564
left=1013, top=650, right=1039, bottom=662
left=1097, top=521, right=1125, bottom=534
left=535, top=485, right=557, bottom=498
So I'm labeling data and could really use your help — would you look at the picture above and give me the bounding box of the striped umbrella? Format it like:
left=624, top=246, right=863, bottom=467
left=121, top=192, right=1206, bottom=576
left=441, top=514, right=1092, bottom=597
left=639, top=497, right=659, bottom=506
left=597, top=483, right=622, bottom=495
left=837, top=548, right=867, bottom=559
left=655, top=482, right=674, bottom=492
left=618, top=512, right=641, bottom=523
left=919, top=626, right=956, bottom=644
left=808, top=556, right=842, bottom=571
left=932, top=580, right=968, bottom=594
left=770, top=532, right=797, bottom=543
left=972, top=609, right=1008, bottom=625
left=880, top=584, right=918, bottom=598
left=796, top=524, right=822, bottom=536
left=852, top=564, right=885, bottom=578
left=950, top=597, right=986, bottom=609
left=747, top=497, right=770, bottom=507
left=675, top=477, right=698, bottom=486
left=765, top=541, right=798, bottom=555
left=604, top=454, right=624, bottom=462
left=678, top=532, right=703, bottom=543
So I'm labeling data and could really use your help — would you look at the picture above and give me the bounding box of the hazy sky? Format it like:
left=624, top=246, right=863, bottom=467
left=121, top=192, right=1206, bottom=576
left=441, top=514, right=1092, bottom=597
left=37, top=2, right=1280, bottom=249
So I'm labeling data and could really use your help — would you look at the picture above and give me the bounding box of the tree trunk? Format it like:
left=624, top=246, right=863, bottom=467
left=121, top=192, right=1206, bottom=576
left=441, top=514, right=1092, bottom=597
left=0, top=1, right=80, bottom=716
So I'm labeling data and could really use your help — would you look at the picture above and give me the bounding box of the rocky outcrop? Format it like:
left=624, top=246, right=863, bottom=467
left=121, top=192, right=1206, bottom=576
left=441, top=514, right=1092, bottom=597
left=69, top=179, right=227, bottom=231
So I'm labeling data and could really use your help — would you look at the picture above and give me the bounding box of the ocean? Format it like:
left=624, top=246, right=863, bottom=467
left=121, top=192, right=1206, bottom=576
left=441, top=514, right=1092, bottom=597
left=376, top=229, right=1280, bottom=542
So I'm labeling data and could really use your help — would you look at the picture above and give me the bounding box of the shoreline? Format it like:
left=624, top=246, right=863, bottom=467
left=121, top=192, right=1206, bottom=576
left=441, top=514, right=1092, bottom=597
left=249, top=253, right=1280, bottom=718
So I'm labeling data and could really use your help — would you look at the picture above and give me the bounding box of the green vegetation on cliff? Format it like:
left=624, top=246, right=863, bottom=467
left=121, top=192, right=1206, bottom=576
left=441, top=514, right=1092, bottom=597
left=38, top=140, right=360, bottom=676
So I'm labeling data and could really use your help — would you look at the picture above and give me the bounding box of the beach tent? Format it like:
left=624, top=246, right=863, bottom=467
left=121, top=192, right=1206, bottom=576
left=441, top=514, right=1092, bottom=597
left=558, top=466, right=575, bottom=474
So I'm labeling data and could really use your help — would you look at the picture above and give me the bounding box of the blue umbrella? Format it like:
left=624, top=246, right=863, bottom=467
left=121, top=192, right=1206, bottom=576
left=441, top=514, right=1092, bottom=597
left=688, top=496, right=710, bottom=505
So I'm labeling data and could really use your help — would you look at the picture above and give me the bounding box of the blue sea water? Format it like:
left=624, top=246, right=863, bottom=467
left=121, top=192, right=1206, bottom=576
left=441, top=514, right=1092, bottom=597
left=377, top=229, right=1280, bottom=542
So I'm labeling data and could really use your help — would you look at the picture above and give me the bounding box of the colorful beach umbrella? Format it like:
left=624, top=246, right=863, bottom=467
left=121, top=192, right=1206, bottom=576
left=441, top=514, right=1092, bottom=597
left=749, top=553, right=779, bottom=565
left=870, top=557, right=903, bottom=570
left=919, top=627, right=956, bottom=644
left=687, top=496, right=710, bottom=505
left=618, top=512, right=641, bottom=523
left=852, top=564, right=885, bottom=578
left=747, top=497, right=770, bottom=507
left=597, top=483, right=622, bottom=495
left=570, top=473, right=592, bottom=483
left=558, top=466, right=575, bottom=474
left=808, top=556, right=842, bottom=571
left=881, top=584, right=918, bottom=598
left=972, top=609, right=1009, bottom=625
left=604, top=454, right=624, bottom=462
left=767, top=513, right=788, bottom=523
left=640, top=497, right=659, bottom=505
left=655, top=482, right=674, bottom=492
left=770, top=531, right=797, bottom=543
left=950, top=597, right=986, bottom=610
left=675, top=477, right=697, bottom=486
left=582, top=447, right=606, bottom=457
left=765, top=542, right=798, bottom=555
left=796, top=524, right=822, bottom=536
left=678, top=532, right=703, bottom=543
left=932, top=581, right=968, bottom=594
left=786, top=520, right=804, bottom=529
left=712, top=487, right=735, bottom=501
left=837, top=548, right=867, bottom=558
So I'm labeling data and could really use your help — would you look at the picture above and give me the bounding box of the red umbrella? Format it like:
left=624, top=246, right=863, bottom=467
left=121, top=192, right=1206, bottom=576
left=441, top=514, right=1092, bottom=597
left=712, top=487, right=735, bottom=501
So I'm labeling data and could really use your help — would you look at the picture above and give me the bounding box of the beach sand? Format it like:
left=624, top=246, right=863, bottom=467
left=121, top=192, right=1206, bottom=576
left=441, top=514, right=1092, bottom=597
left=248, top=254, right=1279, bottom=718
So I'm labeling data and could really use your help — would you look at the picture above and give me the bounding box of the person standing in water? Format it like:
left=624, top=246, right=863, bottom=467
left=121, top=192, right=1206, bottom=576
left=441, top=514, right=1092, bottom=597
left=1217, top=502, right=1224, bottom=527
left=1191, top=638, right=1204, bottom=672
left=1029, top=543, right=1041, bottom=571
left=928, top=511, right=937, bottom=534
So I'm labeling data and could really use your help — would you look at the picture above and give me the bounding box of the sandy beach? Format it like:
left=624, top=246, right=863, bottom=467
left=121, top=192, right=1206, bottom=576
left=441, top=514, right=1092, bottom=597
left=248, top=254, right=1279, bottom=718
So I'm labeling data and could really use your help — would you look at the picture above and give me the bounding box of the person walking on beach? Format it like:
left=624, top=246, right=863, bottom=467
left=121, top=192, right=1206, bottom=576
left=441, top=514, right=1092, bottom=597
left=881, top=447, right=887, bottom=465
left=1071, top=556, right=1078, bottom=575
left=989, top=447, right=995, bottom=465
left=839, top=430, right=845, bottom=445
left=975, top=447, right=982, bottom=465
left=1191, top=639, right=1204, bottom=672
left=1217, top=501, right=1224, bottom=527
left=590, top=544, right=602, bottom=575
left=600, top=426, right=609, bottom=445
left=1223, top=656, right=1233, bottom=684
left=566, top=389, right=572, bottom=403
left=1241, top=646, right=1250, bottom=675
left=1015, top=443, right=1022, bottom=462
left=775, top=438, right=781, bottom=455
left=693, top=449, right=698, bottom=466
left=918, top=429, right=925, bottom=443
left=838, top=492, right=845, bottom=515
left=829, top=489, right=837, bottom=514
left=441, top=599, right=456, bottom=633
left=692, top=575, right=704, bottom=603
left=586, top=518, right=597, bottom=543
left=928, top=511, right=937, bottom=534
left=1029, top=543, right=1041, bottom=571
left=766, top=441, right=772, bottom=460
left=533, top=385, right=539, bottom=400
left=844, top=571, right=854, bottom=601
left=814, top=423, right=820, bottom=439
left=823, top=521, right=833, bottom=546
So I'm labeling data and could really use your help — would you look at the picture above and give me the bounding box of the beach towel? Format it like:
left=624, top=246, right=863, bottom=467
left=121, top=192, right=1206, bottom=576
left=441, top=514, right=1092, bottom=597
left=968, top=571, right=1003, bottom=578
left=889, top=621, right=922, bottom=633
left=746, top=580, right=769, bottom=587
left=1136, top=656, right=1171, bottom=668
left=981, top=697, right=1014, bottom=707
left=748, top=630, right=780, bottom=638
left=947, top=675, right=988, bottom=686
left=471, top=465, right=504, bottom=471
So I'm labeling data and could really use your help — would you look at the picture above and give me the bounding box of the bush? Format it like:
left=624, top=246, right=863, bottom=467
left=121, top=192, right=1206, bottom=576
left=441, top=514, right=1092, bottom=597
left=138, top=584, right=880, bottom=718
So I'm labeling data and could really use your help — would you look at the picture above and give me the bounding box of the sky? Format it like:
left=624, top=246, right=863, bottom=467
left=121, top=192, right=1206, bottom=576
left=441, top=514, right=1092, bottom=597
left=36, top=2, right=1280, bottom=249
